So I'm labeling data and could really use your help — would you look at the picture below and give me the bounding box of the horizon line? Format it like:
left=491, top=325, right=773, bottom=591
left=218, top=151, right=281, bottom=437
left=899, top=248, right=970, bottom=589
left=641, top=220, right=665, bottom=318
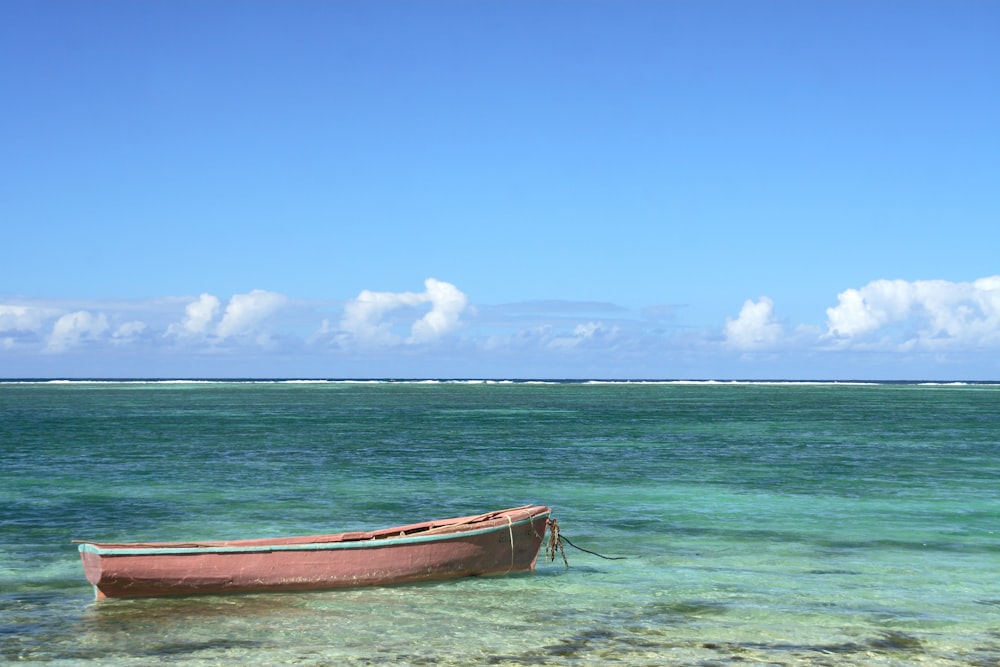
left=1, top=377, right=997, bottom=386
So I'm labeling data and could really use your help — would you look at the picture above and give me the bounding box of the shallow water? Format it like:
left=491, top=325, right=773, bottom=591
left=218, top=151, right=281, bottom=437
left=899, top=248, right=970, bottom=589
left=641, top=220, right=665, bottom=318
left=2, top=380, right=999, bottom=665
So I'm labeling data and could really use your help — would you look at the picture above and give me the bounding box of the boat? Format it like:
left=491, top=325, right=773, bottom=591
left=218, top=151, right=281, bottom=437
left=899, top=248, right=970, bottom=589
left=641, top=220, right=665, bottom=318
left=75, top=505, right=552, bottom=599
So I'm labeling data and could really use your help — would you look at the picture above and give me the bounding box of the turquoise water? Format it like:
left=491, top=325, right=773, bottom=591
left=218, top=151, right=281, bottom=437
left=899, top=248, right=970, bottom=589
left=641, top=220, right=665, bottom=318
left=2, top=380, right=998, bottom=666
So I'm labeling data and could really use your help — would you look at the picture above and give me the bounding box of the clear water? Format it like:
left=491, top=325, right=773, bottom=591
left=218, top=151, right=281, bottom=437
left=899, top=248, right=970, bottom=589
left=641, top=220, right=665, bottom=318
left=2, top=380, right=999, bottom=666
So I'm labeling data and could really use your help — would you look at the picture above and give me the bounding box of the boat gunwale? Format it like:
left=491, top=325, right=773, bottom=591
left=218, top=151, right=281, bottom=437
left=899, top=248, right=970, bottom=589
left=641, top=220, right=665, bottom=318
left=76, top=507, right=551, bottom=557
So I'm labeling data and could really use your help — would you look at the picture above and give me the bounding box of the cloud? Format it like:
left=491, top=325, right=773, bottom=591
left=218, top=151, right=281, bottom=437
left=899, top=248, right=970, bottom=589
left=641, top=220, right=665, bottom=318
left=825, top=276, right=1000, bottom=349
left=339, top=288, right=424, bottom=346
left=47, top=311, right=110, bottom=352
left=216, top=290, right=289, bottom=339
left=5, top=276, right=999, bottom=378
left=112, top=321, right=147, bottom=344
left=724, top=297, right=783, bottom=351
left=409, top=279, right=469, bottom=344
left=0, top=304, right=55, bottom=333
left=548, top=321, right=620, bottom=350
left=164, top=290, right=288, bottom=341
left=167, top=293, right=221, bottom=337
left=338, top=278, right=468, bottom=347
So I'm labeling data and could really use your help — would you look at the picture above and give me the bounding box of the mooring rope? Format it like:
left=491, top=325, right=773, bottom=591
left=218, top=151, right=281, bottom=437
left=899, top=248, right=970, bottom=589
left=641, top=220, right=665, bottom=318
left=546, top=518, right=568, bottom=567
left=545, top=518, right=626, bottom=566
left=560, top=535, right=627, bottom=560
left=505, top=514, right=515, bottom=573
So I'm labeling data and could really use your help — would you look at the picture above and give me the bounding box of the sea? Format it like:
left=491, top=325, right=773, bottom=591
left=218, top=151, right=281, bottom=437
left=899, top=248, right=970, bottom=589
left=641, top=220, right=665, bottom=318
left=1, top=379, right=998, bottom=666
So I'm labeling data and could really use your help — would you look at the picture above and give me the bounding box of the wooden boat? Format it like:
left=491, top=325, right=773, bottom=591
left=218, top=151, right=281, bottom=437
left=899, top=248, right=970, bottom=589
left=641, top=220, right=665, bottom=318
left=75, top=505, right=552, bottom=600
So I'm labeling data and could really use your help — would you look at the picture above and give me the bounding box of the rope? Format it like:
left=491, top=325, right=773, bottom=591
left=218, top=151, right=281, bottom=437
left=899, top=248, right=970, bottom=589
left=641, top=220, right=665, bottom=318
left=505, top=514, right=515, bottom=573
left=545, top=518, right=626, bottom=566
left=546, top=518, right=568, bottom=567
left=561, top=535, right=627, bottom=560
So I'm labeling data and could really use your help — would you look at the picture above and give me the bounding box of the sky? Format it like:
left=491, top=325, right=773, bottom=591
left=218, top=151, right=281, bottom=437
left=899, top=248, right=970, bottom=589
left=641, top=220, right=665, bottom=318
left=1, top=1, right=998, bottom=380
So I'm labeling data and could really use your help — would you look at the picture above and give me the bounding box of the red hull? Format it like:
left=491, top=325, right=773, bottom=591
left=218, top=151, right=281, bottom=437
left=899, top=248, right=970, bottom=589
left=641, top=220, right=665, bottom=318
left=76, top=505, right=551, bottom=599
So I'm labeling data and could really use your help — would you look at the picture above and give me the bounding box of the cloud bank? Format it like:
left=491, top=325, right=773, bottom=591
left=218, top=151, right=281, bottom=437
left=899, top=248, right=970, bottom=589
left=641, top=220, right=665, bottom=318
left=1, top=276, right=998, bottom=378
left=824, top=277, right=1000, bottom=350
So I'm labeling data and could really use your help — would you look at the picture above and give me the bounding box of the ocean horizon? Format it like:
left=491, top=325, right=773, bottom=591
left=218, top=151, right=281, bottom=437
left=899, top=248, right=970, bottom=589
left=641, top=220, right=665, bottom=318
left=3, top=377, right=998, bottom=385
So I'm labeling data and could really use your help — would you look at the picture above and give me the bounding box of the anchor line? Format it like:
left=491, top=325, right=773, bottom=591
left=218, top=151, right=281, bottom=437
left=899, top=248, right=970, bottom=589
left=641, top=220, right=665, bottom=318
left=560, top=535, right=627, bottom=560
left=544, top=518, right=625, bottom=565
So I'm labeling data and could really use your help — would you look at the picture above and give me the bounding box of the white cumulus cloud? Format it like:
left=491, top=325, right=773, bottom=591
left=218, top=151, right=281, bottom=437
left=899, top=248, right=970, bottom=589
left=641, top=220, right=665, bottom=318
left=167, top=293, right=221, bottom=337
left=340, top=289, right=421, bottom=345
left=339, top=278, right=469, bottom=346
left=409, top=279, right=469, bottom=344
left=724, top=297, right=783, bottom=350
left=47, top=311, right=110, bottom=352
left=825, top=276, right=1000, bottom=349
left=165, top=290, right=288, bottom=341
left=216, top=290, right=289, bottom=339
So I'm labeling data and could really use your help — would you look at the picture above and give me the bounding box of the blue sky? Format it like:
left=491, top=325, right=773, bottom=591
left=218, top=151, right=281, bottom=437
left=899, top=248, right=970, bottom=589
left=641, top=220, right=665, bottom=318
left=2, top=1, right=998, bottom=379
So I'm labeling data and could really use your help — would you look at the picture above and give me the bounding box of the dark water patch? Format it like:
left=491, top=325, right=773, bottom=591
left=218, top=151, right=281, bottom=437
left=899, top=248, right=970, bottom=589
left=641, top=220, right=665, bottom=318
left=9, top=639, right=266, bottom=664
left=383, top=655, right=449, bottom=666
left=867, top=630, right=924, bottom=651
left=486, top=654, right=549, bottom=665
left=702, top=632, right=925, bottom=659
left=615, top=629, right=668, bottom=651
left=498, top=619, right=684, bottom=663
left=965, top=643, right=1000, bottom=667
left=541, top=627, right=618, bottom=657
left=652, top=599, right=731, bottom=619
left=706, top=640, right=867, bottom=655
left=143, top=638, right=265, bottom=656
